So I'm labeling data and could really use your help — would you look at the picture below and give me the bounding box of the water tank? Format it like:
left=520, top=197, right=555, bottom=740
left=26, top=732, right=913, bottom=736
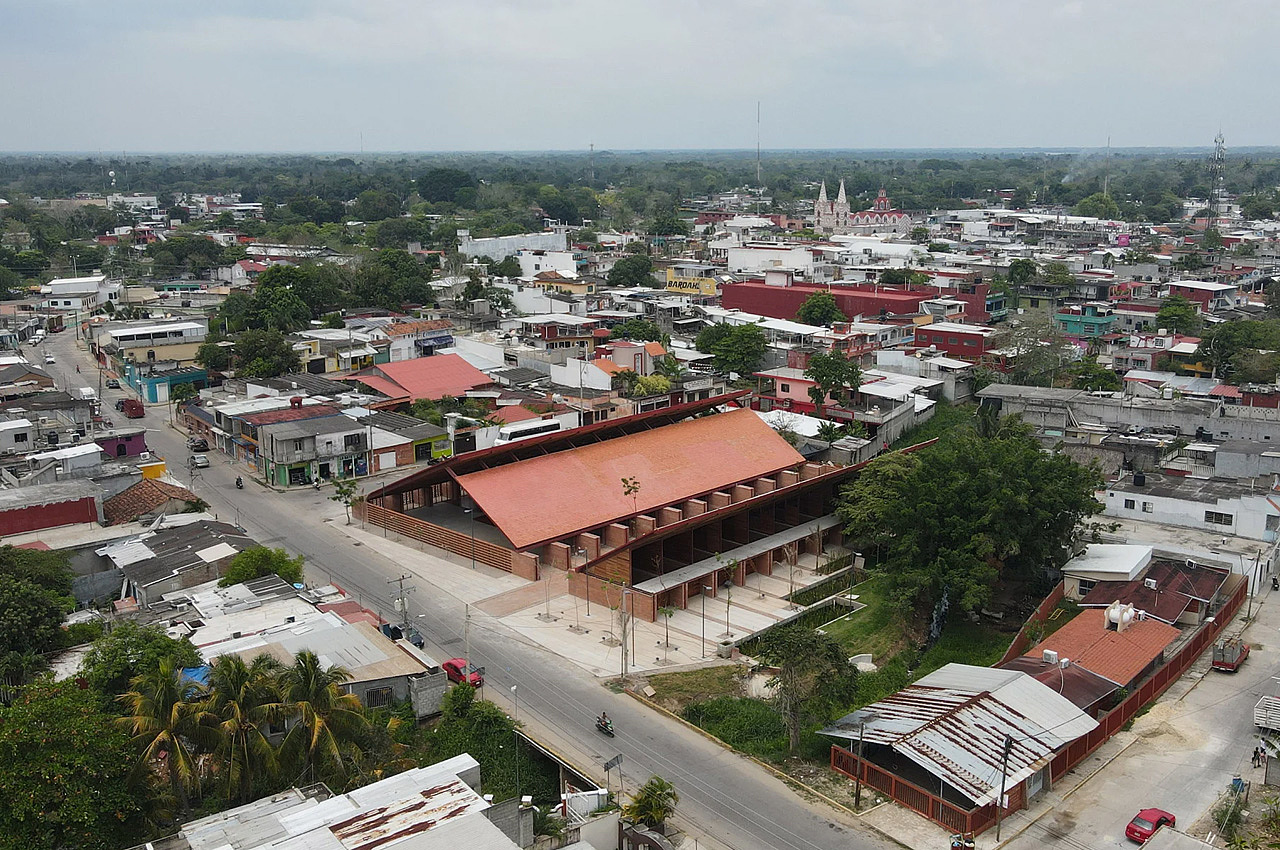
left=1134, top=471, right=1147, bottom=486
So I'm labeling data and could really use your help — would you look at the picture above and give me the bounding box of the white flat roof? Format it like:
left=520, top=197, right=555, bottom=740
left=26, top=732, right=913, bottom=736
left=1063, top=543, right=1153, bottom=582
left=1169, top=279, right=1236, bottom=292
left=921, top=321, right=995, bottom=336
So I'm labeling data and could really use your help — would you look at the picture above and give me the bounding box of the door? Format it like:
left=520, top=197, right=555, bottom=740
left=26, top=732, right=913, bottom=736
left=1026, top=766, right=1048, bottom=799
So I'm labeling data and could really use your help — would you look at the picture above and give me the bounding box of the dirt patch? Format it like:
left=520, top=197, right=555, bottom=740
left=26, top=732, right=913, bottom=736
left=1132, top=701, right=1201, bottom=749
left=642, top=665, right=746, bottom=713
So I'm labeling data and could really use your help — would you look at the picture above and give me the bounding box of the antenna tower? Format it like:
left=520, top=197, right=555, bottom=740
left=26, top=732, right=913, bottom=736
left=1102, top=135, right=1111, bottom=198
left=1208, top=131, right=1227, bottom=225
left=589, top=142, right=595, bottom=184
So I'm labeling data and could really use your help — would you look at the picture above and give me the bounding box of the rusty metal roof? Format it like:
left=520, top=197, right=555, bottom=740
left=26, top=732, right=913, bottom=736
left=822, top=663, right=1097, bottom=807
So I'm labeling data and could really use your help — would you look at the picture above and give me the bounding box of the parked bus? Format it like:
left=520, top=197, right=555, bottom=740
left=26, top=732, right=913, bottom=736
left=492, top=418, right=564, bottom=446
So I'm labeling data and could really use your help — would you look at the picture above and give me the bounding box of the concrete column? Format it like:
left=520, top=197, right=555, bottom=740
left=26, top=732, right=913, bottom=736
left=658, top=506, right=683, bottom=527
left=683, top=498, right=707, bottom=517
left=603, top=524, right=630, bottom=549
left=731, top=484, right=755, bottom=503
left=708, top=491, right=732, bottom=510
left=576, top=532, right=601, bottom=560
left=754, top=477, right=777, bottom=494
left=544, top=542, right=571, bottom=570
left=779, top=469, right=801, bottom=488
left=634, top=515, right=658, bottom=535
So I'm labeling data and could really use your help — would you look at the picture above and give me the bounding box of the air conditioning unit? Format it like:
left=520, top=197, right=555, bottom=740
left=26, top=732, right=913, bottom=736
left=1144, top=578, right=1158, bottom=590
left=1041, top=649, right=1059, bottom=664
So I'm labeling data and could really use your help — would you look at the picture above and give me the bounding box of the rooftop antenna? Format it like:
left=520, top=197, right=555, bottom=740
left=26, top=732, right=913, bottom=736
left=590, top=142, right=595, bottom=184
left=756, top=101, right=762, bottom=213
left=1102, top=135, right=1112, bottom=199
left=1208, top=131, right=1226, bottom=225
left=360, top=131, right=364, bottom=155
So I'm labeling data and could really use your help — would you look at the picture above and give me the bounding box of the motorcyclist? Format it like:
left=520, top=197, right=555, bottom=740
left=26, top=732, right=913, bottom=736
left=235, top=476, right=243, bottom=489
left=597, top=711, right=612, bottom=729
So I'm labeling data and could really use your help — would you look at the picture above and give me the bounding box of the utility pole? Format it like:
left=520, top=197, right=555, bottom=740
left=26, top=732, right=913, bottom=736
left=994, top=734, right=1013, bottom=841
left=464, top=603, right=471, bottom=679
left=388, top=574, right=414, bottom=637
left=854, top=721, right=867, bottom=809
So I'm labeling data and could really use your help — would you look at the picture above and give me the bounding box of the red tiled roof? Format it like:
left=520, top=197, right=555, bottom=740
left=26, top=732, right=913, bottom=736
left=644, top=341, right=668, bottom=357
left=1024, top=611, right=1179, bottom=686
left=456, top=408, right=805, bottom=550
left=592, top=358, right=625, bottom=375
left=384, top=319, right=454, bottom=338
left=353, top=354, right=491, bottom=401
left=1210, top=385, right=1243, bottom=398
left=239, top=404, right=341, bottom=426
left=15, top=541, right=51, bottom=550
left=491, top=405, right=541, bottom=425
left=103, top=479, right=198, bottom=525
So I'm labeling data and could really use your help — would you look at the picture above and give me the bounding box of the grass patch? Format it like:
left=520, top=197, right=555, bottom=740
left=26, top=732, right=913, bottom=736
left=814, top=575, right=907, bottom=662
left=1042, top=599, right=1082, bottom=638
left=917, top=619, right=1015, bottom=677
left=890, top=402, right=976, bottom=451
left=786, top=568, right=857, bottom=607
left=646, top=665, right=742, bottom=712
left=684, top=697, right=789, bottom=760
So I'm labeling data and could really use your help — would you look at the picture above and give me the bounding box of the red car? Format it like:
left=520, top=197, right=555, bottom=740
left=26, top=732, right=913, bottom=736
left=442, top=657, right=483, bottom=687
left=1126, top=808, right=1175, bottom=843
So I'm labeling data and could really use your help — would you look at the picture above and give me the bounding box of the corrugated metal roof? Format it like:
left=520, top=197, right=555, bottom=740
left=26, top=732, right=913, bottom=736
left=822, top=663, right=1097, bottom=807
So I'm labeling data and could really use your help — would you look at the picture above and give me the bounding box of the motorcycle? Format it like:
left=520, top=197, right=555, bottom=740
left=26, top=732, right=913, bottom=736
left=595, top=717, right=615, bottom=737
left=1272, top=575, right=1278, bottom=591
left=235, top=476, right=243, bottom=490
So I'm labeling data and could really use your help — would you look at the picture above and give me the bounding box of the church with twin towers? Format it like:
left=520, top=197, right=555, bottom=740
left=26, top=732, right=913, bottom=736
left=812, top=180, right=912, bottom=236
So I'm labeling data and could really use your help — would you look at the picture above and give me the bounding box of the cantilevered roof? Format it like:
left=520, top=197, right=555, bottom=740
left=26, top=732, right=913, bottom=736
left=456, top=408, right=804, bottom=550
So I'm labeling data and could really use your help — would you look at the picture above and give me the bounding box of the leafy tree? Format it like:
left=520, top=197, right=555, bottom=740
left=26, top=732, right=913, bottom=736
left=694, top=323, right=732, bottom=354
left=647, top=211, right=688, bottom=237
left=634, top=374, right=671, bottom=396
left=417, top=168, right=477, bottom=204
left=0, top=543, right=72, bottom=595
left=0, top=575, right=68, bottom=682
left=652, top=355, right=688, bottom=380
left=234, top=329, right=300, bottom=379
left=803, top=351, right=861, bottom=414
left=1004, top=314, right=1076, bottom=386
left=351, top=190, right=402, bottom=223
left=710, top=324, right=768, bottom=376
left=251, top=268, right=312, bottom=331
left=370, top=216, right=431, bottom=249
left=80, top=622, right=202, bottom=698
left=1005, top=258, right=1036, bottom=307
left=1241, top=193, right=1276, bottom=221
left=909, top=226, right=930, bottom=243
left=837, top=421, right=1102, bottom=616
left=879, top=267, right=929, bottom=286
left=1230, top=350, right=1280, bottom=385
left=927, top=241, right=952, bottom=253
left=219, top=546, right=304, bottom=588
left=1040, top=261, right=1075, bottom=290
left=607, top=254, right=656, bottom=288
left=1156, top=295, right=1202, bottom=335
left=196, top=339, right=232, bottom=371
left=322, top=312, right=345, bottom=329
left=117, top=658, right=217, bottom=815
left=1202, top=227, right=1225, bottom=251
left=170, top=382, right=197, bottom=406
left=488, top=256, right=522, bottom=278
left=834, top=451, right=922, bottom=558
left=795, top=291, right=847, bottom=327
left=0, top=680, right=145, bottom=850
left=329, top=478, right=361, bottom=525
left=1074, top=193, right=1120, bottom=219
left=753, top=625, right=859, bottom=754
left=623, top=776, right=680, bottom=829
left=1064, top=361, right=1121, bottom=391
left=610, top=317, right=663, bottom=342
left=277, top=650, right=368, bottom=784
left=816, top=420, right=845, bottom=444
left=205, top=654, right=282, bottom=805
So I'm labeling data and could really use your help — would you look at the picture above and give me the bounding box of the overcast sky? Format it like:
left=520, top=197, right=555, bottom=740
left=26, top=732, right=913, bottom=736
left=3, top=1, right=1276, bottom=153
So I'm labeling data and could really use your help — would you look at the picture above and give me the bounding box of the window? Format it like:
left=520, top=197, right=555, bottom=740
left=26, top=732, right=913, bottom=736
left=965, top=339, right=978, bottom=347
left=1205, top=510, right=1234, bottom=526
left=1076, top=578, right=1097, bottom=594
left=779, top=383, right=790, bottom=393
left=1123, top=499, right=1136, bottom=510
left=948, top=337, right=959, bottom=345
left=365, top=686, right=393, bottom=708
left=1268, top=515, right=1280, bottom=533
left=293, top=439, right=305, bottom=452
left=344, top=434, right=362, bottom=452
left=12, top=433, right=26, bottom=443
left=1142, top=502, right=1153, bottom=513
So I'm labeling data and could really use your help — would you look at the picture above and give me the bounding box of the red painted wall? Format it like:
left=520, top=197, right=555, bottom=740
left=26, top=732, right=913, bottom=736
left=0, top=497, right=99, bottom=535
left=721, top=281, right=933, bottom=322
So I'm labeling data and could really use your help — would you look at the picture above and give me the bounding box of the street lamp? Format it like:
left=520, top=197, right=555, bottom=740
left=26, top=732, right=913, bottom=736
left=510, top=684, right=520, bottom=801
left=463, top=507, right=476, bottom=570
left=701, top=585, right=711, bottom=658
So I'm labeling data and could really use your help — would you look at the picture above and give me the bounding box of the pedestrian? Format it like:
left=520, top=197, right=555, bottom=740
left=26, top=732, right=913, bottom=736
left=1254, top=746, right=1264, bottom=768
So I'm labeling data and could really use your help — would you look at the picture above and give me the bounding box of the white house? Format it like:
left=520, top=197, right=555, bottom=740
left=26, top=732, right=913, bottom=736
left=1061, top=544, right=1153, bottom=600
left=1104, top=472, right=1280, bottom=542
left=40, top=274, right=119, bottom=311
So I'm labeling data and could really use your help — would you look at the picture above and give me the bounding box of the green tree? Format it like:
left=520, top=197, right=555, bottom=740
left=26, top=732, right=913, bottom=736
left=694, top=323, right=732, bottom=354
left=909, top=226, right=930, bottom=243
left=196, top=339, right=232, bottom=371
left=234, top=329, right=300, bottom=379
left=251, top=269, right=312, bottom=331
left=634, top=374, right=671, bottom=396
left=795, top=291, right=847, bottom=327
left=753, top=624, right=859, bottom=755
left=804, top=350, right=861, bottom=415
left=607, top=254, right=656, bottom=288
left=417, top=168, right=477, bottom=204
left=0, top=680, right=146, bottom=850
left=1040, top=261, right=1074, bottom=290
left=815, top=420, right=845, bottom=444
left=710, top=324, right=768, bottom=376
left=219, top=546, right=304, bottom=588
left=489, top=256, right=522, bottom=278
left=1006, top=258, right=1037, bottom=308
left=652, top=355, right=688, bottom=380
left=277, top=650, right=369, bottom=784
left=322, top=312, right=345, bottom=329
left=0, top=575, right=69, bottom=682
left=610, top=317, right=664, bottom=342
left=623, top=776, right=680, bottom=829
left=1202, top=227, right=1225, bottom=251
left=1064, top=361, right=1121, bottom=391
left=79, top=622, right=202, bottom=698
left=329, top=478, right=361, bottom=525
left=117, top=658, right=218, bottom=815
left=0, top=543, right=72, bottom=595
left=1156, top=295, right=1202, bottom=335
left=837, top=421, right=1102, bottom=616
left=647, top=211, right=688, bottom=237
left=834, top=451, right=922, bottom=559
left=1074, top=193, right=1121, bottom=219
left=204, top=654, right=282, bottom=805
left=351, top=190, right=402, bottom=223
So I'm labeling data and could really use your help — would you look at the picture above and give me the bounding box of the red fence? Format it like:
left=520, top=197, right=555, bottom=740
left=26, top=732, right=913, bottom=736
left=831, top=574, right=1248, bottom=835
left=355, top=501, right=514, bottom=571
left=998, top=580, right=1066, bottom=665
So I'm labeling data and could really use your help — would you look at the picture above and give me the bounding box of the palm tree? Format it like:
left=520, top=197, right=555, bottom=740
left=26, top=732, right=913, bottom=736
left=205, top=654, right=282, bottom=805
left=652, top=355, right=688, bottom=380
left=623, top=775, right=680, bottom=831
left=277, top=650, right=369, bottom=783
left=117, top=658, right=218, bottom=815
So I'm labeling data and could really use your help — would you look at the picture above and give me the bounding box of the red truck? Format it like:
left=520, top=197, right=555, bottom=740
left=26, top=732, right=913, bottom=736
left=120, top=399, right=145, bottom=419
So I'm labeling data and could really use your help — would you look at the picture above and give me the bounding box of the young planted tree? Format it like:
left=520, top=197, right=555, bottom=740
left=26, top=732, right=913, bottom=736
left=624, top=775, right=680, bottom=830
left=754, top=624, right=860, bottom=755
left=329, top=478, right=361, bottom=524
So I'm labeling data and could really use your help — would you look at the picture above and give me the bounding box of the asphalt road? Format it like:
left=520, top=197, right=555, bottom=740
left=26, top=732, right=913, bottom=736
left=48, top=329, right=896, bottom=850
